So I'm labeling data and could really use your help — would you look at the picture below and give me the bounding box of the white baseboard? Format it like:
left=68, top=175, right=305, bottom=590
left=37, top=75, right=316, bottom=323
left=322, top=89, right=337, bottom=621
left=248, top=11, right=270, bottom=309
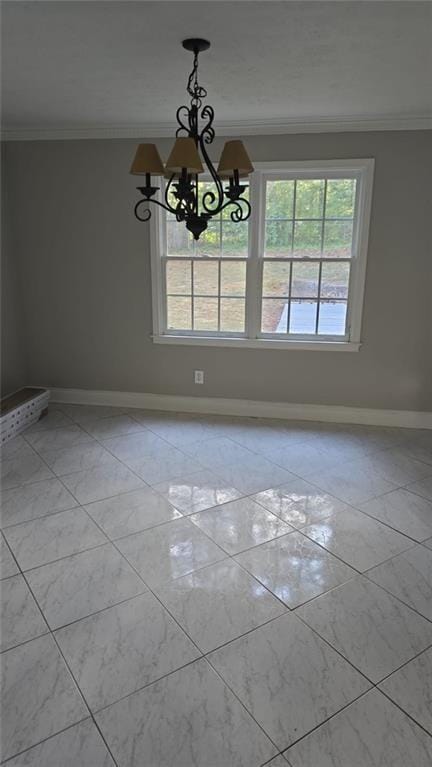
left=47, top=387, right=432, bottom=430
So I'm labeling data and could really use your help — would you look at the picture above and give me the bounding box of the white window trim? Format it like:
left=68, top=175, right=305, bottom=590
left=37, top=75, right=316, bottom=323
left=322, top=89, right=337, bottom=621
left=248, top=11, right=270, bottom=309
left=150, top=158, right=374, bottom=351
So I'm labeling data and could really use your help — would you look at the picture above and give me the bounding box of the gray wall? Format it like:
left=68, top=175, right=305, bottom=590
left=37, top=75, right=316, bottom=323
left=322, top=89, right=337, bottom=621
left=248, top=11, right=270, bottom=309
left=3, top=131, right=431, bottom=410
left=1, top=149, right=26, bottom=396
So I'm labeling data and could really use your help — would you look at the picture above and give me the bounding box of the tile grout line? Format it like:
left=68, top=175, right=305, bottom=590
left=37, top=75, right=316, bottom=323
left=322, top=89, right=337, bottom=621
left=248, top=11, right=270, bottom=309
left=5, top=542, right=121, bottom=767
left=4, top=409, right=432, bottom=760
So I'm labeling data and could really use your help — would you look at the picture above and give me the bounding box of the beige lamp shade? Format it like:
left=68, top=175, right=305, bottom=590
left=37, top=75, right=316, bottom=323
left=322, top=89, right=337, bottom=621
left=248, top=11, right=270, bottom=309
left=130, top=144, right=165, bottom=175
left=165, top=137, right=204, bottom=175
left=217, top=140, right=254, bottom=178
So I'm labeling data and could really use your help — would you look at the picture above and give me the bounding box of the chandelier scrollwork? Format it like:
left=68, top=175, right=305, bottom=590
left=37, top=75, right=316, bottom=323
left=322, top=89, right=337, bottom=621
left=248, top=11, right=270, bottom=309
left=130, top=39, right=253, bottom=240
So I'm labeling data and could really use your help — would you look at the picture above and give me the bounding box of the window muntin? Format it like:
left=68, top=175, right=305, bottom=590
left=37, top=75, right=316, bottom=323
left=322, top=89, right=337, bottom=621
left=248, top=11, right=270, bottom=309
left=164, top=180, right=248, bottom=335
left=260, top=177, right=356, bottom=337
left=153, top=161, right=373, bottom=348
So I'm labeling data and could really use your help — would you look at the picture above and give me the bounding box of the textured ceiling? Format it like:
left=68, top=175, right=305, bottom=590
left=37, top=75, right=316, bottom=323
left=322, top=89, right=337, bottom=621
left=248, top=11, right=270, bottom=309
left=1, top=0, right=431, bottom=135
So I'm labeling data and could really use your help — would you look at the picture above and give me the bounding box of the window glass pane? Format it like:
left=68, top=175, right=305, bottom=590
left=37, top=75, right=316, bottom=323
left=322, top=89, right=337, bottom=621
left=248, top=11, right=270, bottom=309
left=166, top=260, right=191, bottom=295
left=322, top=220, right=353, bottom=258
left=291, top=262, right=319, bottom=298
left=196, top=222, right=221, bottom=257
left=289, top=301, right=317, bottom=333
left=293, top=220, right=322, bottom=257
left=222, top=222, right=248, bottom=257
left=221, top=261, right=246, bottom=296
left=318, top=301, right=347, bottom=335
left=295, top=180, right=325, bottom=219
left=320, top=262, right=350, bottom=299
left=265, top=180, right=295, bottom=219
left=167, top=221, right=193, bottom=257
left=220, top=298, right=245, bottom=332
left=325, top=179, right=356, bottom=218
left=193, top=260, right=219, bottom=296
left=167, top=296, right=191, bottom=330
left=193, top=297, right=219, bottom=331
left=261, top=299, right=287, bottom=333
left=262, top=262, right=290, bottom=297
left=265, top=220, right=292, bottom=257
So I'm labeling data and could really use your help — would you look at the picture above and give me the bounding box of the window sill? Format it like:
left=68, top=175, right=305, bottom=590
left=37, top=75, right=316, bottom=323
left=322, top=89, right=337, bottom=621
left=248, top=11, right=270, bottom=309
left=152, top=334, right=361, bottom=352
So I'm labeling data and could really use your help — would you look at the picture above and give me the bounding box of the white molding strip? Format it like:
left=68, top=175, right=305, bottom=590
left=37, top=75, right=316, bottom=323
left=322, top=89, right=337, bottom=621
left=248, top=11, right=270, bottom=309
left=48, top=387, right=432, bottom=430
left=2, top=115, right=432, bottom=141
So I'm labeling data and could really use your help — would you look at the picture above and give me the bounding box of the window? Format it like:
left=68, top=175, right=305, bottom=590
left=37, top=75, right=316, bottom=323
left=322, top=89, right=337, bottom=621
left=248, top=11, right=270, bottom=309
left=150, top=159, right=374, bottom=351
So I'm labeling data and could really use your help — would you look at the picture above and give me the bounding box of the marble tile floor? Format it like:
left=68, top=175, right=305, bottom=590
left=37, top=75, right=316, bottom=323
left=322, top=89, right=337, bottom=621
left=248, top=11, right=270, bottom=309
left=1, top=404, right=432, bottom=766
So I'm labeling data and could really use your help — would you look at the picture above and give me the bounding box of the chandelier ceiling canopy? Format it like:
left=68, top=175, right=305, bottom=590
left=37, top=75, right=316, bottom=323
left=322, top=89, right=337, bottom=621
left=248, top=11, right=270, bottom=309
left=130, top=39, right=253, bottom=240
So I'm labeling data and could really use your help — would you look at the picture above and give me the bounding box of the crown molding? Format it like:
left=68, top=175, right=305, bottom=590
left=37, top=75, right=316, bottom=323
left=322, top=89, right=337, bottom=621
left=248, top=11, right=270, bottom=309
left=2, top=114, right=431, bottom=141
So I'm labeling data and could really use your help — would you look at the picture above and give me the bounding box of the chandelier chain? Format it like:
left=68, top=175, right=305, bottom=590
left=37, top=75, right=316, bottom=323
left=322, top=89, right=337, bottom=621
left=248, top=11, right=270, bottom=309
left=187, top=51, right=207, bottom=107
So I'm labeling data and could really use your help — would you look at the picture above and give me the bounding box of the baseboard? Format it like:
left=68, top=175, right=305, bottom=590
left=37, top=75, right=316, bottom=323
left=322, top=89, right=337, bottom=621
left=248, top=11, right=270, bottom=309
left=47, top=387, right=432, bottom=430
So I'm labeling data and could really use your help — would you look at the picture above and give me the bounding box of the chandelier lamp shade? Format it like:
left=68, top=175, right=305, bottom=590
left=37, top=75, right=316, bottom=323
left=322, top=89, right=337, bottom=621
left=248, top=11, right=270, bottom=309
left=130, top=38, right=253, bottom=240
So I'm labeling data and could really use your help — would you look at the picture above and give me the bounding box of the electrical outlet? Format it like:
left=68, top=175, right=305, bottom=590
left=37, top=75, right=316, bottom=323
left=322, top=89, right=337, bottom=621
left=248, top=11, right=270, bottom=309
left=194, top=370, right=204, bottom=384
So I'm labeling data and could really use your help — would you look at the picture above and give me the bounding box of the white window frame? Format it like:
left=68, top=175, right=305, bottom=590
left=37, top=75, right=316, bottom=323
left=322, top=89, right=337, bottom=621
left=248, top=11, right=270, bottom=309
left=150, top=158, right=374, bottom=351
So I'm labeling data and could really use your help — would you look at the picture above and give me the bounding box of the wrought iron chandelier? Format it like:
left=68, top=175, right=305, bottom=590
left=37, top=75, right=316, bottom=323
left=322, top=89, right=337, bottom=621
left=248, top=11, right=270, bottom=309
left=130, top=38, right=253, bottom=240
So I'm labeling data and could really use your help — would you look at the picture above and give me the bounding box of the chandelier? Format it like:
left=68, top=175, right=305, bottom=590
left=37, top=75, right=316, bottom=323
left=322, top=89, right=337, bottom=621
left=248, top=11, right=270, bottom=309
left=130, top=39, right=253, bottom=240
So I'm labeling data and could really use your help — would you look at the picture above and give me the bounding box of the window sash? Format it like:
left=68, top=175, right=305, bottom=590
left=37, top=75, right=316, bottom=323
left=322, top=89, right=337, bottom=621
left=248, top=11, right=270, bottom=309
left=150, top=159, right=374, bottom=346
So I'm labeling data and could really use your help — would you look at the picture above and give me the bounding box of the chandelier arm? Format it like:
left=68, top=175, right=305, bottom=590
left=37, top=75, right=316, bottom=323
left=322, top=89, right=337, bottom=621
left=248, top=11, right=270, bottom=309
left=219, top=196, right=252, bottom=222
left=175, top=105, right=192, bottom=137
left=134, top=195, right=184, bottom=223
left=198, top=137, right=224, bottom=216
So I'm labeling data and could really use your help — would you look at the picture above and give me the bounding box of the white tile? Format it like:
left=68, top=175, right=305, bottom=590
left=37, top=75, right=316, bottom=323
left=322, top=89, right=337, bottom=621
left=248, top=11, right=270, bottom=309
left=407, top=476, right=432, bottom=503
left=85, top=486, right=182, bottom=539
left=296, top=576, right=432, bottom=682
left=253, top=478, right=349, bottom=529
left=116, top=517, right=226, bottom=587
left=25, top=410, right=74, bottom=433
left=285, top=688, right=432, bottom=767
left=153, top=468, right=243, bottom=515
left=208, top=613, right=370, bottom=750
left=307, top=463, right=396, bottom=505
left=367, top=545, right=432, bottom=620
left=1, top=451, right=54, bottom=489
left=235, top=532, right=356, bottom=608
left=55, top=592, right=200, bottom=710
left=1, top=574, right=48, bottom=651
left=82, top=414, right=146, bottom=440
left=61, top=462, right=145, bottom=504
left=266, top=757, right=290, bottom=767
left=155, top=559, right=286, bottom=653
left=397, top=440, right=432, bottom=467
left=25, top=425, right=95, bottom=452
left=55, top=404, right=129, bottom=424
left=352, top=450, right=432, bottom=486
left=26, top=543, right=146, bottom=629
left=5, top=719, right=115, bottom=767
left=223, top=423, right=310, bottom=456
left=190, top=497, right=293, bottom=555
left=379, top=647, right=432, bottom=734
left=1, top=478, right=78, bottom=527
left=101, top=429, right=171, bottom=463
left=215, top=457, right=295, bottom=495
left=96, top=659, right=277, bottom=767
left=359, top=488, right=432, bottom=542
left=263, top=442, right=342, bottom=478
left=4, top=508, right=107, bottom=570
left=0, top=532, right=19, bottom=578
left=302, top=507, right=413, bottom=571
left=1, top=435, right=35, bottom=460
left=39, top=442, right=118, bottom=476
left=132, top=413, right=227, bottom=447
left=1, top=634, right=87, bottom=762
left=126, top=448, right=203, bottom=486
left=182, top=437, right=257, bottom=470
